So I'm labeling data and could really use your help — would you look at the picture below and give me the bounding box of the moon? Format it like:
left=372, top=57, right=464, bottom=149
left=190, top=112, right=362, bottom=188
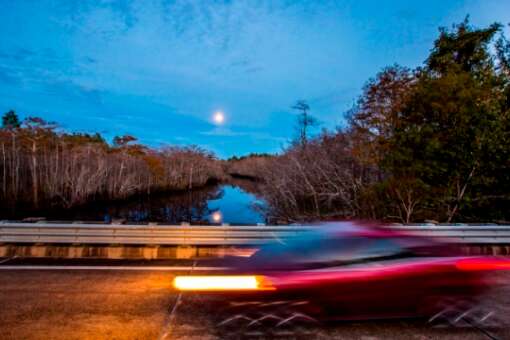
left=213, top=111, right=225, bottom=124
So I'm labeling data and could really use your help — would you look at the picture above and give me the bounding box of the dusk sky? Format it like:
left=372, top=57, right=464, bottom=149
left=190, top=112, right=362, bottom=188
left=1, top=1, right=509, bottom=158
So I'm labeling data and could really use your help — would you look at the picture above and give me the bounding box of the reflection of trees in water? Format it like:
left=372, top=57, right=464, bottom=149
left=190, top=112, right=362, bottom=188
left=103, top=186, right=224, bottom=223
left=227, top=177, right=267, bottom=219
left=3, top=185, right=225, bottom=223
left=95, top=179, right=263, bottom=223
left=2, top=180, right=266, bottom=223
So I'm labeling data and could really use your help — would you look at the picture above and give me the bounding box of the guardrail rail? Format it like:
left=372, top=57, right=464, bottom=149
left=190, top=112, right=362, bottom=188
left=0, top=222, right=310, bottom=245
left=1, top=221, right=510, bottom=245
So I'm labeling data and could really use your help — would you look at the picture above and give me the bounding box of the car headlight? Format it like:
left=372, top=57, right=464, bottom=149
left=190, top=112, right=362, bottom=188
left=173, top=275, right=275, bottom=291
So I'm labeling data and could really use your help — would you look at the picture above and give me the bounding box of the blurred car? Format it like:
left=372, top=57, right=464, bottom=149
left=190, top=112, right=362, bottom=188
left=174, top=223, right=510, bottom=327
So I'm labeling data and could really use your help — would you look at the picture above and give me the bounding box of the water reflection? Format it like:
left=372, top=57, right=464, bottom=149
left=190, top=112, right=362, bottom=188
left=102, top=186, right=224, bottom=223
left=2, top=180, right=266, bottom=224
left=207, top=185, right=265, bottom=224
left=211, top=211, right=223, bottom=223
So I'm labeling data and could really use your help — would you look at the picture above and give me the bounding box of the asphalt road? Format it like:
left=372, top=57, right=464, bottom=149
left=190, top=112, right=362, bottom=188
left=0, top=264, right=509, bottom=339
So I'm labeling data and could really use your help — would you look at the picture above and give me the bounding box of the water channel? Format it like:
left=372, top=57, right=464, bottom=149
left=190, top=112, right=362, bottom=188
left=0, top=180, right=266, bottom=224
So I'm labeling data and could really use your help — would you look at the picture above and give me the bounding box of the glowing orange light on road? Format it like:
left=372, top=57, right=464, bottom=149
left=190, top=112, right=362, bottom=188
left=173, top=275, right=274, bottom=291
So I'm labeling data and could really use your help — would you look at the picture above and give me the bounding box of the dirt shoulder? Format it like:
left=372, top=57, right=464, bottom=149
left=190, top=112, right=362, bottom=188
left=0, top=270, right=178, bottom=340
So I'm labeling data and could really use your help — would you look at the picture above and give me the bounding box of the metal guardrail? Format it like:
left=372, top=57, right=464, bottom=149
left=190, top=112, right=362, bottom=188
left=0, top=222, right=310, bottom=245
left=1, top=221, right=510, bottom=245
left=387, top=225, right=510, bottom=244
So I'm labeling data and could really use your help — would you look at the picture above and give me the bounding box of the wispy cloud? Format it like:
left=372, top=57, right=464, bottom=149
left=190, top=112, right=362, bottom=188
left=1, top=0, right=509, bottom=157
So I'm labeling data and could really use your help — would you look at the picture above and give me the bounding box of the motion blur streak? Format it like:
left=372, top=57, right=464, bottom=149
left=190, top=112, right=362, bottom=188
left=178, top=223, right=510, bottom=324
left=456, top=258, right=510, bottom=271
left=173, top=275, right=274, bottom=291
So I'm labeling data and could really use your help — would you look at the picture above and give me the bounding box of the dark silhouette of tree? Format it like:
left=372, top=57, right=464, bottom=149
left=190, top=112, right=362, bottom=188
left=2, top=110, right=20, bottom=129
left=113, top=135, right=137, bottom=147
left=385, top=19, right=509, bottom=222
left=496, top=24, right=510, bottom=76
left=348, top=65, right=415, bottom=166
left=292, top=100, right=318, bottom=148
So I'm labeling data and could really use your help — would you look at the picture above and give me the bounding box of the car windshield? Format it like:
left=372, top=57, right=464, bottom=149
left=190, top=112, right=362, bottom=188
left=248, top=230, right=422, bottom=270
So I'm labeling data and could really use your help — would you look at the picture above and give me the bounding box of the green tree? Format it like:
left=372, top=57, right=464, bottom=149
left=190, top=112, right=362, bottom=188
left=348, top=65, right=415, bottom=166
left=2, top=110, right=20, bottom=129
left=495, top=24, right=510, bottom=75
left=426, top=18, right=501, bottom=76
left=384, top=20, right=509, bottom=222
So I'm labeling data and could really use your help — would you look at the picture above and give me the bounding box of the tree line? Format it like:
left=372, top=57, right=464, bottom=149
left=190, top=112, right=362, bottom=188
left=0, top=112, right=223, bottom=211
left=224, top=153, right=274, bottom=180
left=258, top=19, right=510, bottom=224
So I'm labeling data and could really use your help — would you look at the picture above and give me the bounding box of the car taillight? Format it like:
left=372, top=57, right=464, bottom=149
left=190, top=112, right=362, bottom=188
left=173, top=275, right=275, bottom=291
left=456, top=258, right=510, bottom=271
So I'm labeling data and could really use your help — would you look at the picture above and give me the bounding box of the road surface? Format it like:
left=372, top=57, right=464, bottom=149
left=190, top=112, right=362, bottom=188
left=0, top=260, right=509, bottom=339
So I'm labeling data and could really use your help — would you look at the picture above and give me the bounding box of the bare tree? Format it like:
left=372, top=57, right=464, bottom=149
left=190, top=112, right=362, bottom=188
left=0, top=115, right=225, bottom=212
left=292, top=100, right=318, bottom=148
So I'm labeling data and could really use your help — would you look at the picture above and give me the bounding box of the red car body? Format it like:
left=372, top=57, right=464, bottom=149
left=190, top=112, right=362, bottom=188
left=176, top=224, right=509, bottom=323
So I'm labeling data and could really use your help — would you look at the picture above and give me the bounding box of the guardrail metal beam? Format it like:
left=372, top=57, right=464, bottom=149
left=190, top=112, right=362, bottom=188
left=1, top=222, right=510, bottom=245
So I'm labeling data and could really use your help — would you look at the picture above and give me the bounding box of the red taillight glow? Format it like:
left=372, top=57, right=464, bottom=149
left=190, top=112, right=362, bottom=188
left=173, top=275, right=275, bottom=291
left=456, top=258, right=510, bottom=271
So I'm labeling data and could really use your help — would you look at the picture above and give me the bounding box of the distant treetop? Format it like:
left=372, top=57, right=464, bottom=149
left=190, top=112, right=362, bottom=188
left=2, top=110, right=21, bottom=129
left=227, top=153, right=275, bottom=161
left=113, top=135, right=137, bottom=147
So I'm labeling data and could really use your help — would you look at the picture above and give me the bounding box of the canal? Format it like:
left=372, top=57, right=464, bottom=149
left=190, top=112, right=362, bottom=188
left=0, top=180, right=266, bottom=224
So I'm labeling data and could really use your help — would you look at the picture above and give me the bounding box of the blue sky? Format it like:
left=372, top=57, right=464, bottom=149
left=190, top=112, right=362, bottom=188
left=1, top=0, right=509, bottom=158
